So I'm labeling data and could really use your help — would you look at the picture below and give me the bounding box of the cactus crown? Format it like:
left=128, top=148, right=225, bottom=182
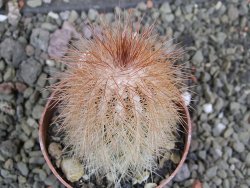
left=52, top=17, right=186, bottom=184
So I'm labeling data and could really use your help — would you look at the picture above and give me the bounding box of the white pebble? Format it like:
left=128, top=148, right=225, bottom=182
left=61, top=158, right=84, bottom=182
left=43, top=0, right=51, bottom=3
left=182, top=91, right=191, bottom=106
left=216, top=123, right=226, bottom=132
left=218, top=112, right=223, bottom=118
left=203, top=103, right=213, bottom=114
left=144, top=183, right=157, bottom=188
left=0, top=15, right=7, bottom=22
left=215, top=1, right=222, bottom=10
left=46, top=59, right=55, bottom=67
left=48, top=11, right=59, bottom=20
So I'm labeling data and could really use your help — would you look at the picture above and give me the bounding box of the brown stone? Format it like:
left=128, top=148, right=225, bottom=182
left=0, top=82, right=14, bottom=94
left=15, top=82, right=27, bottom=93
left=192, top=180, right=202, bottom=188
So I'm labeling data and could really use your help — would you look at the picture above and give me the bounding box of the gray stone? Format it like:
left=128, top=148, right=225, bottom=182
left=174, top=163, right=190, bottom=182
left=41, top=22, right=58, bottom=31
left=230, top=102, right=241, bottom=111
left=17, top=162, right=29, bottom=176
left=38, top=170, right=47, bottom=181
left=44, top=174, right=57, bottom=185
left=27, top=0, right=42, bottom=8
left=0, top=101, right=15, bottom=115
left=23, top=87, right=34, bottom=98
left=233, top=141, right=245, bottom=153
left=0, top=38, right=26, bottom=67
left=7, top=1, right=21, bottom=26
left=20, top=58, right=42, bottom=85
left=29, top=90, right=40, bottom=104
left=88, top=9, right=98, bottom=21
left=83, top=26, right=92, bottom=39
left=212, top=123, right=226, bottom=136
left=29, top=157, right=45, bottom=164
left=48, top=28, right=71, bottom=58
left=0, top=140, right=17, bottom=157
left=224, top=127, right=234, bottom=138
left=202, top=72, right=211, bottom=82
left=3, top=67, right=15, bottom=81
left=217, top=169, right=227, bottom=179
left=30, top=28, right=50, bottom=51
left=206, top=166, right=217, bottom=178
left=228, top=5, right=239, bottom=22
left=24, top=139, right=35, bottom=149
left=217, top=32, right=227, bottom=44
left=1, top=169, right=17, bottom=179
left=36, top=73, right=47, bottom=87
left=198, top=150, right=206, bottom=160
left=214, top=97, right=224, bottom=112
left=32, top=104, right=44, bottom=119
left=25, top=45, right=35, bottom=56
left=162, top=14, right=175, bottom=22
left=160, top=2, right=171, bottom=14
left=0, top=60, right=5, bottom=71
left=4, top=159, right=13, bottom=170
left=192, top=50, right=204, bottom=64
left=61, top=158, right=84, bottom=182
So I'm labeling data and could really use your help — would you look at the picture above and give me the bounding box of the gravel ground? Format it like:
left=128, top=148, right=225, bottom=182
left=0, top=0, right=250, bottom=188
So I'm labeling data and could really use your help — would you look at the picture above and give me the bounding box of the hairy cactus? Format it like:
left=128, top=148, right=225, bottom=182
left=52, top=18, right=186, bottom=184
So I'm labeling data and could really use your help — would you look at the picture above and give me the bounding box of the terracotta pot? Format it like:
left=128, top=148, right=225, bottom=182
left=39, top=93, right=192, bottom=188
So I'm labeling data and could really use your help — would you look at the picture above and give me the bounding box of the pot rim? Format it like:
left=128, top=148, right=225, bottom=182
left=39, top=92, right=192, bottom=188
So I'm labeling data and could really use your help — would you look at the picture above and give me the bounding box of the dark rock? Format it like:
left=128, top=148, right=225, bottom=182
left=19, top=58, right=42, bottom=85
left=228, top=5, right=239, bottom=22
left=32, top=104, right=44, bottom=119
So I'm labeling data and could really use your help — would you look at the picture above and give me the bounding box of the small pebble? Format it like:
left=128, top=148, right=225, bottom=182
left=61, top=158, right=84, bottom=182
left=203, top=103, right=213, bottom=114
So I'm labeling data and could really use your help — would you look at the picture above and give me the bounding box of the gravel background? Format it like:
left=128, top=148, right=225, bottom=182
left=0, top=0, right=249, bottom=188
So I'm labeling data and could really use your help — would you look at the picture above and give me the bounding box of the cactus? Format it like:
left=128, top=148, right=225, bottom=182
left=51, top=18, right=186, bottom=184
